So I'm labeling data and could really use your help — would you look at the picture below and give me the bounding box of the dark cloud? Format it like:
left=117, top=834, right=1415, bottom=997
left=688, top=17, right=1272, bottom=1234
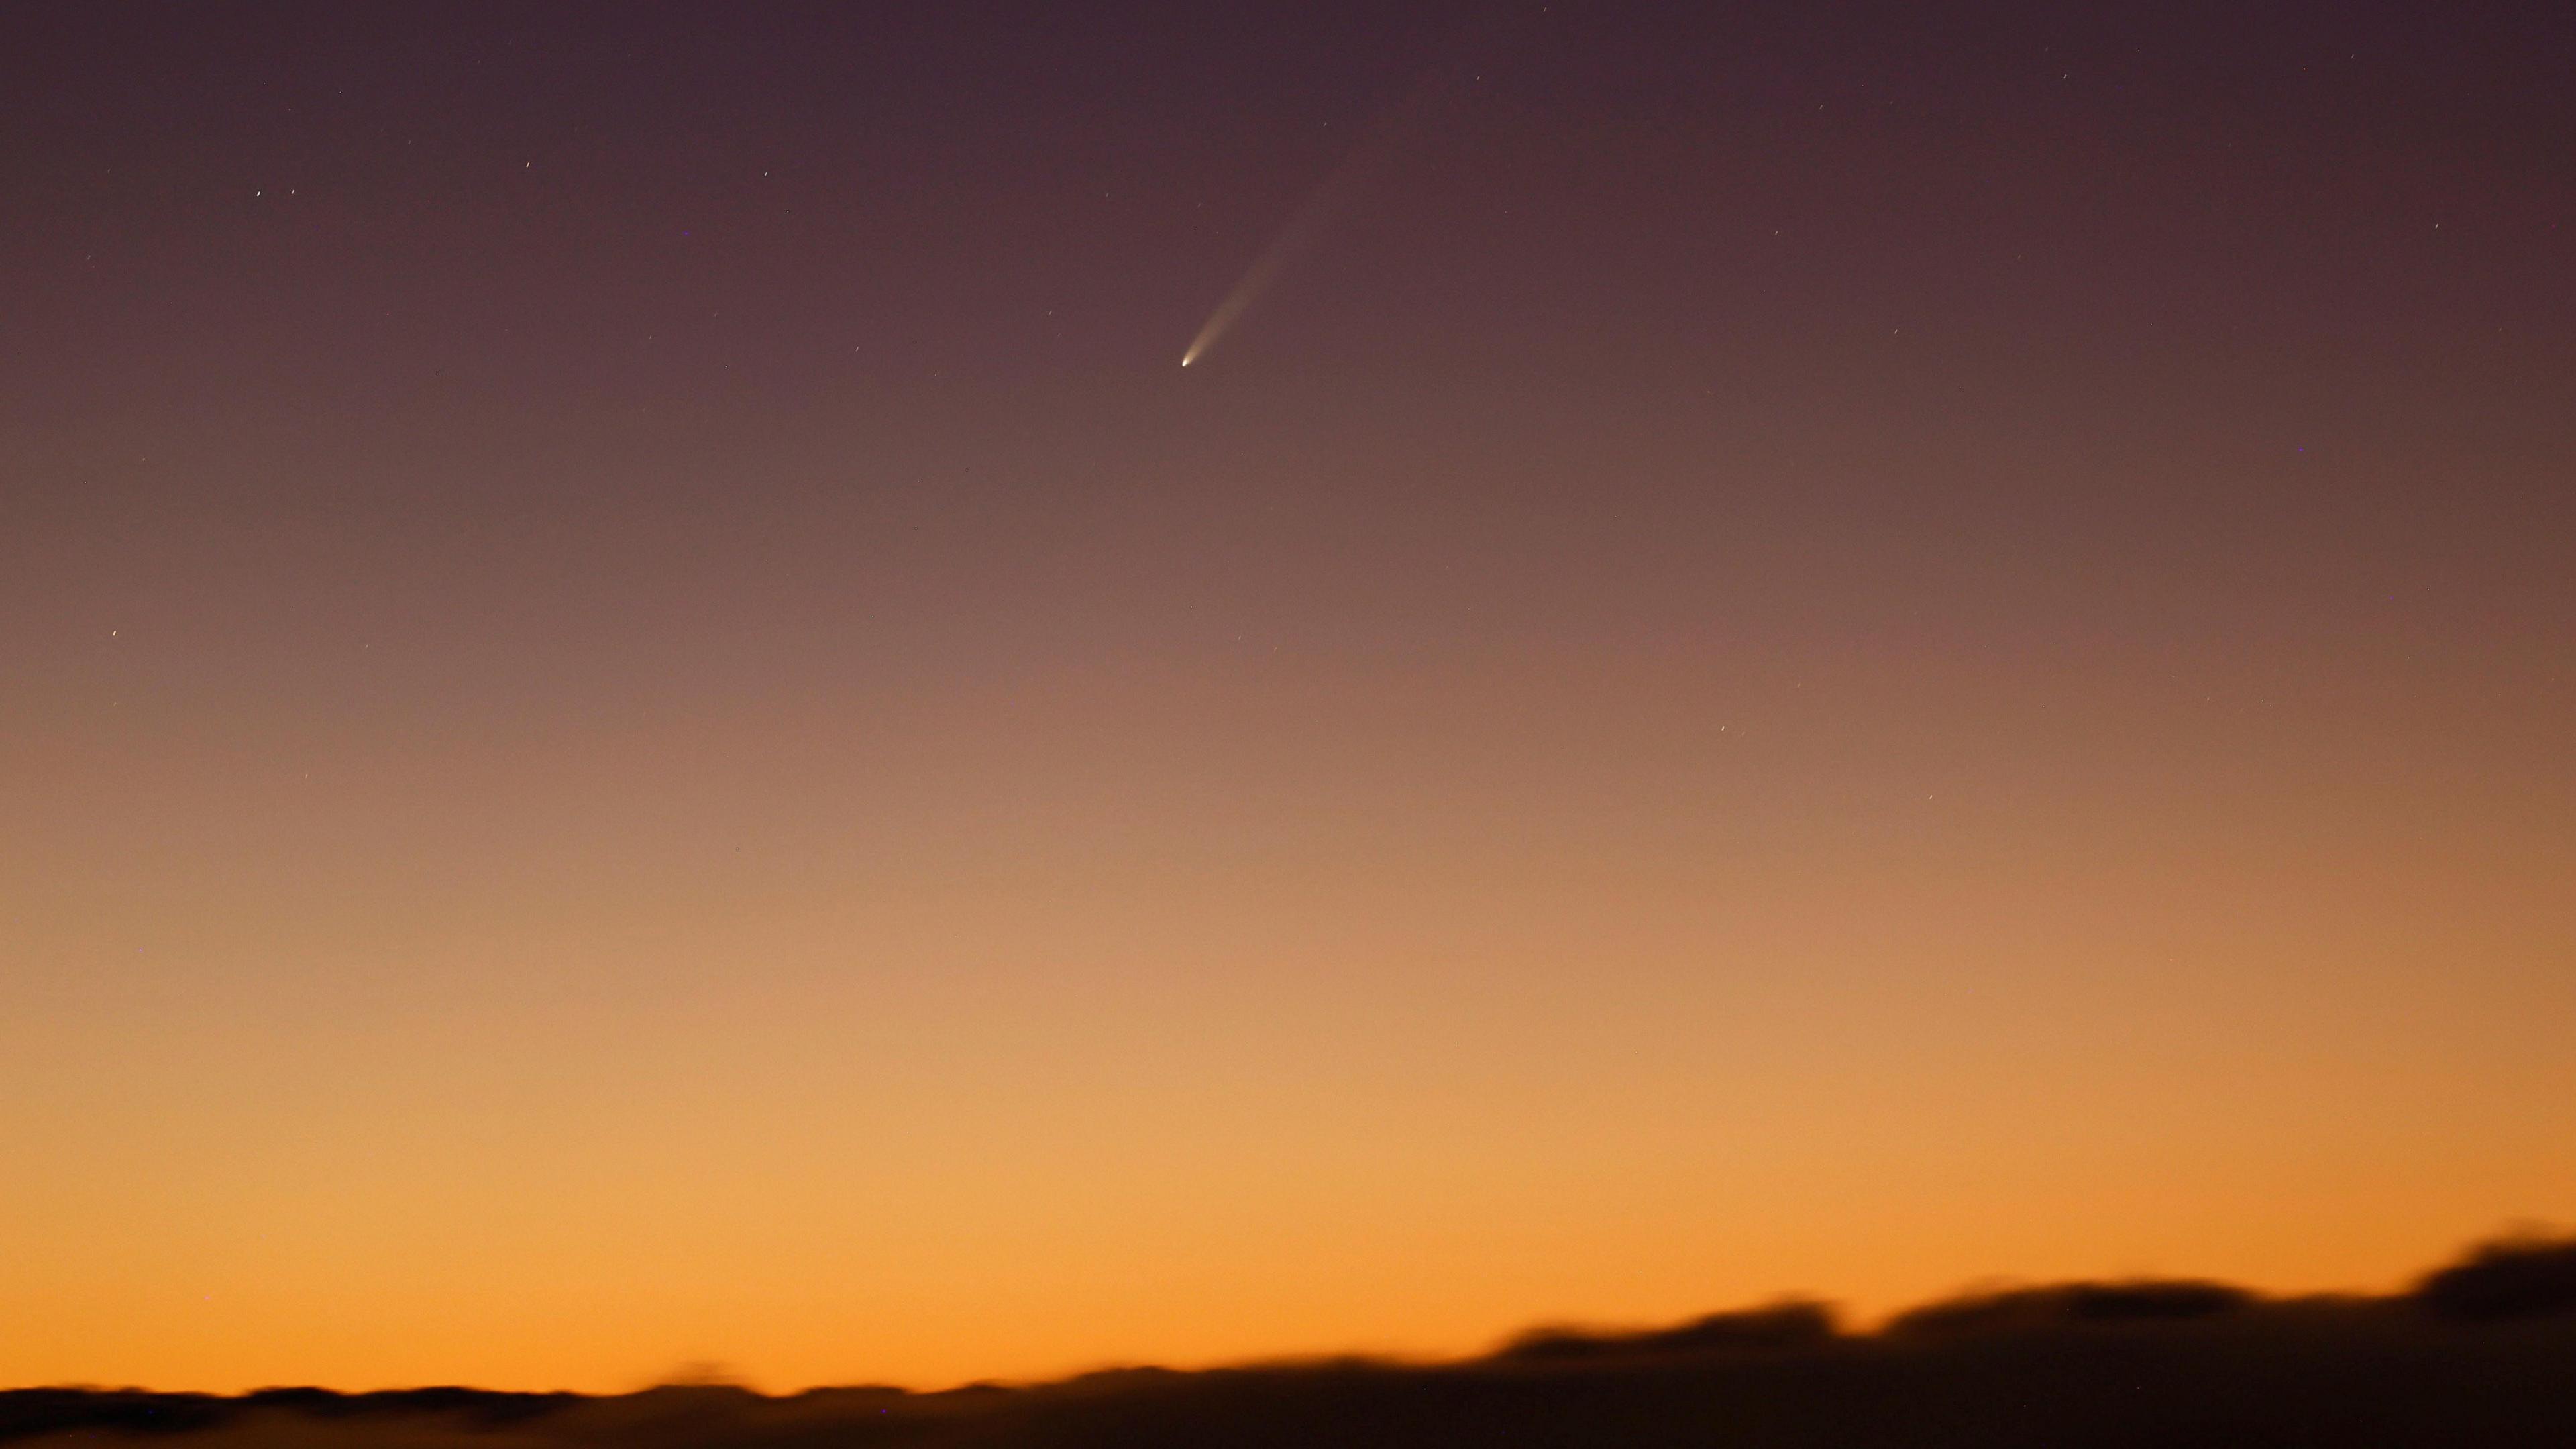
left=1882, top=1279, right=2251, bottom=1337
left=1495, top=1301, right=1839, bottom=1361
left=2413, top=1232, right=2576, bottom=1322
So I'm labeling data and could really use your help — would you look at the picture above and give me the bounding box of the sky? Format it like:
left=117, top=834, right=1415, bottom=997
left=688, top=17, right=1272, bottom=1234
left=4, top=0, right=2573, bottom=1395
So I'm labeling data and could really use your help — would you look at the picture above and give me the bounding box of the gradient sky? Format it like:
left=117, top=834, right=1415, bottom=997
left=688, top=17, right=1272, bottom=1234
left=5, top=0, right=2573, bottom=1395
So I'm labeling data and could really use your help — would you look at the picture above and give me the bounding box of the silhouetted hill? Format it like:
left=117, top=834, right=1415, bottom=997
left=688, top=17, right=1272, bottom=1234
left=10, top=1233, right=2575, bottom=1448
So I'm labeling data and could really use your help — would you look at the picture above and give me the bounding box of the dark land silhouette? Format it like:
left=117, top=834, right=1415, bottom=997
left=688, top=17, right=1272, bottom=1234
left=11, top=1234, right=2575, bottom=1448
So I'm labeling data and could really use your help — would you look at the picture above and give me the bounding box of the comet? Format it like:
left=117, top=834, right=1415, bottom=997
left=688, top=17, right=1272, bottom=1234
left=1180, top=167, right=1359, bottom=368
left=1179, top=18, right=1517, bottom=369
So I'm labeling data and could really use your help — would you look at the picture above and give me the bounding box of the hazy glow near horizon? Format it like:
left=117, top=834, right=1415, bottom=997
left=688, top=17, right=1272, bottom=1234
left=4, top=0, right=2573, bottom=1397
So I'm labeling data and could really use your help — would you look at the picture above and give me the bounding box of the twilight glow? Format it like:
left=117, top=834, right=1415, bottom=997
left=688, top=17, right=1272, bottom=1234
left=3, top=0, right=2571, bottom=1397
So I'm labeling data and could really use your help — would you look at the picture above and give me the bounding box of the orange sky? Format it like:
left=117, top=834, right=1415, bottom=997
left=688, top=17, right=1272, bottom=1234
left=9, top=527, right=2569, bottom=1390
left=5, top=0, right=2573, bottom=1395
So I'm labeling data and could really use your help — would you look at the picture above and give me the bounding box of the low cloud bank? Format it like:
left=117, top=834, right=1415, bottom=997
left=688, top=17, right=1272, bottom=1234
left=9, top=1232, right=2576, bottom=1448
